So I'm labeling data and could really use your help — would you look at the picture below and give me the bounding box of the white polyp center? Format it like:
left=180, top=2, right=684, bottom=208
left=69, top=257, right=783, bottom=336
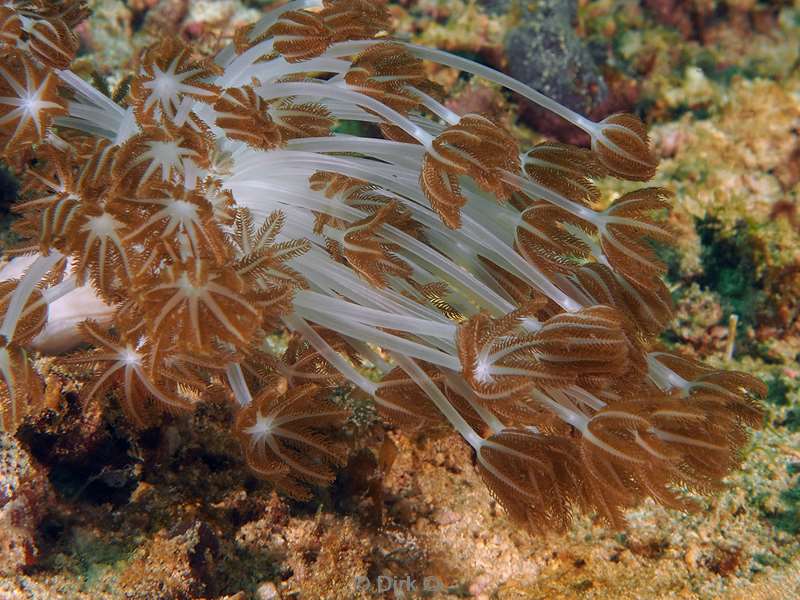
left=84, top=212, right=120, bottom=236
left=244, top=411, right=275, bottom=441
left=474, top=357, right=492, bottom=384
left=177, top=271, right=203, bottom=298
left=170, top=200, right=199, bottom=221
left=147, top=65, right=178, bottom=99
left=21, top=93, right=44, bottom=115
left=148, top=141, right=182, bottom=169
left=121, top=346, right=142, bottom=366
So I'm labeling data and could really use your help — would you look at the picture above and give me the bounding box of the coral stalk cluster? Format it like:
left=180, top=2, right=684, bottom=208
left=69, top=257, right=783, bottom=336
left=0, top=0, right=764, bottom=530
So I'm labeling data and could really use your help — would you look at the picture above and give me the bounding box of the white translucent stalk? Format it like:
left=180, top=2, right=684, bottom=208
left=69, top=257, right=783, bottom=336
left=344, top=337, right=392, bottom=374
left=215, top=0, right=323, bottom=67
left=411, top=88, right=460, bottom=125
left=296, top=264, right=446, bottom=344
left=310, top=201, right=511, bottom=316
left=232, top=164, right=447, bottom=294
left=38, top=275, right=77, bottom=305
left=245, top=56, right=352, bottom=86
left=391, top=352, right=484, bottom=449
left=319, top=86, right=460, bottom=134
left=230, top=150, right=579, bottom=310
left=395, top=193, right=581, bottom=311
left=500, top=171, right=600, bottom=224
left=442, top=371, right=505, bottom=434
left=297, top=281, right=455, bottom=357
left=57, top=70, right=127, bottom=119
left=456, top=218, right=581, bottom=311
left=294, top=291, right=457, bottom=339
left=314, top=101, right=448, bottom=137
left=329, top=78, right=459, bottom=128
left=282, top=138, right=512, bottom=240
left=53, top=117, right=116, bottom=140
left=530, top=388, right=589, bottom=430
left=328, top=42, right=599, bottom=135
left=294, top=278, right=460, bottom=362
left=226, top=172, right=516, bottom=315
left=405, top=45, right=598, bottom=132
left=458, top=179, right=520, bottom=242
left=232, top=176, right=468, bottom=306
left=226, top=362, right=253, bottom=407
left=63, top=103, right=123, bottom=134
left=246, top=142, right=582, bottom=311
left=316, top=104, right=381, bottom=124
left=565, top=385, right=607, bottom=411
left=282, top=134, right=432, bottom=185
left=293, top=250, right=452, bottom=328
left=217, top=39, right=276, bottom=88
left=381, top=227, right=514, bottom=315
left=31, top=284, right=114, bottom=354
left=295, top=304, right=461, bottom=370
left=646, top=352, right=691, bottom=393
left=19, top=274, right=78, bottom=328
left=304, top=200, right=499, bottom=315
left=283, top=314, right=378, bottom=395
left=652, top=429, right=727, bottom=451
left=285, top=135, right=425, bottom=159
left=255, top=81, right=434, bottom=146
left=421, top=227, right=515, bottom=305
left=54, top=71, right=136, bottom=141
left=282, top=140, right=512, bottom=241
left=301, top=256, right=468, bottom=346
left=0, top=252, right=62, bottom=342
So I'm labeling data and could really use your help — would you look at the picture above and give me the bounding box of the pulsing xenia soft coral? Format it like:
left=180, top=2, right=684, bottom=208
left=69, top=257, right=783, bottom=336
left=0, top=0, right=765, bottom=530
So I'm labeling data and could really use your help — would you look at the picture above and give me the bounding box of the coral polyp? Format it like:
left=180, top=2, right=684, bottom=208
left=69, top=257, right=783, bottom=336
left=0, top=0, right=764, bottom=532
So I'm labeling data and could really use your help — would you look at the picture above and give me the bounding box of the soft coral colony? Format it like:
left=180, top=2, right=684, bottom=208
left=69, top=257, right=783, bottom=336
left=0, top=0, right=766, bottom=530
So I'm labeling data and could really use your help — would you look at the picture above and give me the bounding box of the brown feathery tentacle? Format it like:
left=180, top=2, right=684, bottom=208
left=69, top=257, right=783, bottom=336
left=234, top=383, right=349, bottom=500
left=421, top=114, right=521, bottom=229
left=591, top=113, right=658, bottom=181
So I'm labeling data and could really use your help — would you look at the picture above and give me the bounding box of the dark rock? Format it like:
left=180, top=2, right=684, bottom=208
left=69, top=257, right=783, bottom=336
left=478, top=0, right=610, bottom=143
left=18, top=396, right=140, bottom=505
left=0, top=162, right=18, bottom=213
left=478, top=0, right=513, bottom=15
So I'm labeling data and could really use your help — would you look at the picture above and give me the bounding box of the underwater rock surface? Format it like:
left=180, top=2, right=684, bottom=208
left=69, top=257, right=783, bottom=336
left=481, top=0, right=610, bottom=142
left=0, top=433, right=53, bottom=574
